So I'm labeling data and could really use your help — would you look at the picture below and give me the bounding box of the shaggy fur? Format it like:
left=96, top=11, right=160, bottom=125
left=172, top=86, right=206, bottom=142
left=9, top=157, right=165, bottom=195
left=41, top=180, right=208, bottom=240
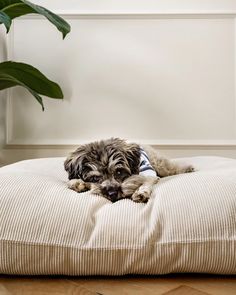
left=64, top=138, right=194, bottom=203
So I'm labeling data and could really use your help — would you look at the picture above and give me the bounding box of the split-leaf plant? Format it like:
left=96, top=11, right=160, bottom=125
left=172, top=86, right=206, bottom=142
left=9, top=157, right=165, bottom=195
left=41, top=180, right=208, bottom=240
left=0, top=0, right=71, bottom=110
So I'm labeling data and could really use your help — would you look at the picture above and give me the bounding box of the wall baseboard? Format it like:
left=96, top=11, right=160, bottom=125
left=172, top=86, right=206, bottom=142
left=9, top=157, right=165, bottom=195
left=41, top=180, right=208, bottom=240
left=4, top=140, right=236, bottom=149
left=2, top=144, right=236, bottom=167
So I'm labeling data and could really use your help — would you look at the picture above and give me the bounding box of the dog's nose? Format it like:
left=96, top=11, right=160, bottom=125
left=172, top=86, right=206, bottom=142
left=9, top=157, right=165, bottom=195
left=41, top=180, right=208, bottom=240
left=107, top=188, right=118, bottom=202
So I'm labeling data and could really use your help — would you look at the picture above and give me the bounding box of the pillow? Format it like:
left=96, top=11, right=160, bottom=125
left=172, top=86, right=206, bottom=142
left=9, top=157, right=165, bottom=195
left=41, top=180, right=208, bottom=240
left=0, top=156, right=235, bottom=275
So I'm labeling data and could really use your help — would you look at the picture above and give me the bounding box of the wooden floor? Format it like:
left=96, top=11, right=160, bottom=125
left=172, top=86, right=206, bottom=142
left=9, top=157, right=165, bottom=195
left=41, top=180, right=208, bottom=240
left=0, top=274, right=235, bottom=295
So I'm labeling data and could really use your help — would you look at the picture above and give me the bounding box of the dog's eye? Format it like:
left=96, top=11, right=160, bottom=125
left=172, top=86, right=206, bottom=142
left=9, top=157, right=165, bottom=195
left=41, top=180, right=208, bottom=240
left=88, top=175, right=101, bottom=183
left=115, top=169, right=129, bottom=180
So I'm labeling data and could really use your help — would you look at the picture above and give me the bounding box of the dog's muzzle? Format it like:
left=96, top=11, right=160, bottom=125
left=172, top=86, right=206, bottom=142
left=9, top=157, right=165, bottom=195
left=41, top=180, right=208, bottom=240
left=103, top=186, right=120, bottom=202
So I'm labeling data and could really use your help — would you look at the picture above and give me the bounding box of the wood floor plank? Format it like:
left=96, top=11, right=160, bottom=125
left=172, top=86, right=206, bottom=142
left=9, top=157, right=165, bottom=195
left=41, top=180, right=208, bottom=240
left=71, top=274, right=236, bottom=295
left=0, top=284, right=11, bottom=295
left=182, top=275, right=236, bottom=295
left=0, top=276, right=96, bottom=295
left=0, top=274, right=235, bottom=295
left=162, top=285, right=210, bottom=295
left=71, top=277, right=163, bottom=295
left=130, top=274, right=236, bottom=295
left=70, top=275, right=183, bottom=295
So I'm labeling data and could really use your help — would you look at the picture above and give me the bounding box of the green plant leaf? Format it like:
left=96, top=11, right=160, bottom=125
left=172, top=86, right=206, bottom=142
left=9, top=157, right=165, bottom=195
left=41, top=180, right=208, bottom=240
left=0, top=0, right=19, bottom=10
left=0, top=0, right=71, bottom=38
left=0, top=10, right=11, bottom=32
left=0, top=72, right=45, bottom=110
left=0, top=61, right=64, bottom=111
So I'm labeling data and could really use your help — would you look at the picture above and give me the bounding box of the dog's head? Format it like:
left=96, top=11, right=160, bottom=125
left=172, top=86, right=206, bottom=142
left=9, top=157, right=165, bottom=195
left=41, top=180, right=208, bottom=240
left=64, top=138, right=140, bottom=202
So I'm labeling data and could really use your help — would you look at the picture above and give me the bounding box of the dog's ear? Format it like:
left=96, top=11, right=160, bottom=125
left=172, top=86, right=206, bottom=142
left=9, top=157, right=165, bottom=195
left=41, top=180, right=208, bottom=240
left=64, top=147, right=86, bottom=180
left=64, top=155, right=78, bottom=180
left=124, top=143, right=140, bottom=175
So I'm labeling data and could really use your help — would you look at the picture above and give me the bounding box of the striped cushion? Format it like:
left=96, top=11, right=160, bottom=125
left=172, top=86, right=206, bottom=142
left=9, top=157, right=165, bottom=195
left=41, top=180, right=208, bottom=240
left=0, top=156, right=235, bottom=275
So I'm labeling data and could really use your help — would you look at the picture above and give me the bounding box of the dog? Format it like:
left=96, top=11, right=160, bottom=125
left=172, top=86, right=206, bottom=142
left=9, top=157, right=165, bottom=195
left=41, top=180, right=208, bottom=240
left=64, top=138, right=194, bottom=203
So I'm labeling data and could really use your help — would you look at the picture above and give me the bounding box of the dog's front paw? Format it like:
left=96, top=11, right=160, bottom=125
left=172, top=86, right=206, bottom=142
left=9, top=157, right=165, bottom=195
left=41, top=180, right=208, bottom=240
left=184, top=165, right=195, bottom=173
left=68, top=179, right=90, bottom=193
left=131, top=189, right=150, bottom=203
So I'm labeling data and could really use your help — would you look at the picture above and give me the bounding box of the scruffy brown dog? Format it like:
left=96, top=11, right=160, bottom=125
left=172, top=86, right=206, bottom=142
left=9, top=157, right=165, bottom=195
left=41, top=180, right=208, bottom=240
left=64, top=138, right=194, bottom=203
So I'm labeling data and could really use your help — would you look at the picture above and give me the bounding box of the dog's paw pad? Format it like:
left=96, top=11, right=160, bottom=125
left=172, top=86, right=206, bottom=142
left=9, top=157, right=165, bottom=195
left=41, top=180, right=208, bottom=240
left=68, top=179, right=89, bottom=193
left=132, top=191, right=150, bottom=203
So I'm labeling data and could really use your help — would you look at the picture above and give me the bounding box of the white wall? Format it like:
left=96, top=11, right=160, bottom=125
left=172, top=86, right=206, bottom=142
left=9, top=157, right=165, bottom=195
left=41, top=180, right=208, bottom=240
left=0, top=27, right=7, bottom=164
left=1, top=0, right=236, bottom=166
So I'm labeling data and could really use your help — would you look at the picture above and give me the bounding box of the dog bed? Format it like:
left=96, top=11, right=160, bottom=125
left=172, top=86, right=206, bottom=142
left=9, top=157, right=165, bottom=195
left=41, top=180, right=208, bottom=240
left=0, top=156, right=235, bottom=275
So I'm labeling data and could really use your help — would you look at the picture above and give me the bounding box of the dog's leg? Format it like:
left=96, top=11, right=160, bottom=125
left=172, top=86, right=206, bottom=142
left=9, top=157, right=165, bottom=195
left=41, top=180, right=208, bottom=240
left=122, top=175, right=160, bottom=203
left=122, top=175, right=146, bottom=198
left=153, top=158, right=194, bottom=177
left=143, top=146, right=195, bottom=177
left=67, top=179, right=91, bottom=193
left=131, top=177, right=160, bottom=203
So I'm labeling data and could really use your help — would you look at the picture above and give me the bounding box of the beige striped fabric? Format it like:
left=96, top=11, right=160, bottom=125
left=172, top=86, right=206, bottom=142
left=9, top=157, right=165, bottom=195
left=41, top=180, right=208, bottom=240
left=0, top=156, right=235, bottom=275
